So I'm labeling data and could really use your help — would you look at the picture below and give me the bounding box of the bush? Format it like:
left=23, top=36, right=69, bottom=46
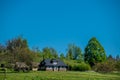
left=94, top=61, right=115, bottom=73
left=67, top=62, right=91, bottom=71
left=72, top=62, right=91, bottom=71
left=115, top=60, right=120, bottom=71
left=64, top=59, right=91, bottom=71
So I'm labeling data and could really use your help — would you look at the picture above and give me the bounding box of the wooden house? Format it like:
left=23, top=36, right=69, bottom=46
left=38, top=59, right=67, bottom=71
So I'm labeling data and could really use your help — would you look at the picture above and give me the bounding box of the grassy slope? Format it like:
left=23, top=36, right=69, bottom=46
left=0, top=71, right=120, bottom=80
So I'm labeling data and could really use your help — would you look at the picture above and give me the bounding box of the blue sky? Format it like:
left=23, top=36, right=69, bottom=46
left=0, top=0, right=120, bottom=57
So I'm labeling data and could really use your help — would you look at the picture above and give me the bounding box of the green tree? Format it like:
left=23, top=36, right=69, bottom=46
left=50, top=48, right=58, bottom=58
left=66, top=47, right=73, bottom=59
left=31, top=47, right=42, bottom=62
left=84, top=37, right=106, bottom=67
left=115, top=60, right=120, bottom=71
left=6, top=36, right=33, bottom=65
left=107, top=54, right=113, bottom=60
left=66, top=44, right=82, bottom=60
left=6, top=36, right=28, bottom=51
left=0, top=43, right=7, bottom=64
left=42, top=47, right=58, bottom=59
left=60, top=53, right=65, bottom=59
left=77, top=54, right=84, bottom=63
left=42, top=47, right=51, bottom=59
left=115, top=54, right=120, bottom=71
left=0, top=44, right=6, bottom=53
left=116, top=54, right=120, bottom=61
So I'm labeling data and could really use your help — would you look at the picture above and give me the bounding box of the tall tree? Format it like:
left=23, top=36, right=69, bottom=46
left=50, top=48, right=58, bottom=58
left=108, top=54, right=113, bottom=59
left=6, top=36, right=33, bottom=64
left=116, top=54, right=120, bottom=61
left=42, top=47, right=58, bottom=59
left=42, top=47, right=51, bottom=59
left=7, top=36, right=28, bottom=51
left=0, top=43, right=7, bottom=63
left=0, top=43, right=6, bottom=53
left=60, top=53, right=65, bottom=60
left=84, top=37, right=106, bottom=66
left=66, top=44, right=82, bottom=60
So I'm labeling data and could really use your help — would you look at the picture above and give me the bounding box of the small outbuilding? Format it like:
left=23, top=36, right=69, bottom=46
left=14, top=62, right=29, bottom=72
left=31, top=62, right=39, bottom=71
left=38, top=59, right=67, bottom=71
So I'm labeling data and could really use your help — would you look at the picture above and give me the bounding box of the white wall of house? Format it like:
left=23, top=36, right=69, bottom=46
left=45, top=66, right=67, bottom=71
left=46, top=67, right=53, bottom=71
left=59, top=67, right=67, bottom=71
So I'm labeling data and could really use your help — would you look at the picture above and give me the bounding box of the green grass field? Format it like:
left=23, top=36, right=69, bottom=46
left=0, top=71, right=120, bottom=80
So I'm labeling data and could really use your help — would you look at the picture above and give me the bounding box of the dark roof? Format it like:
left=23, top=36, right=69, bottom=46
left=40, top=59, right=67, bottom=67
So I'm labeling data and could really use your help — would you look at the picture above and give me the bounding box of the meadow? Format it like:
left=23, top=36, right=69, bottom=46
left=0, top=71, right=120, bottom=80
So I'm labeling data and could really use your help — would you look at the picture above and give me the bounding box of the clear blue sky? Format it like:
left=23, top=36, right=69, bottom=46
left=0, top=0, right=120, bottom=57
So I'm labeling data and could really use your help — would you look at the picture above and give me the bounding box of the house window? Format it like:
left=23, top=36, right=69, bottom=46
left=53, top=62, right=57, bottom=65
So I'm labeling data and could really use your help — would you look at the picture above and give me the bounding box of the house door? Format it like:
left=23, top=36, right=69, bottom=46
left=53, top=67, right=58, bottom=71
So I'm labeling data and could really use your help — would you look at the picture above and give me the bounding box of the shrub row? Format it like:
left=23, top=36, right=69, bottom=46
left=72, top=62, right=91, bottom=71
left=65, top=60, right=91, bottom=71
left=93, top=59, right=120, bottom=73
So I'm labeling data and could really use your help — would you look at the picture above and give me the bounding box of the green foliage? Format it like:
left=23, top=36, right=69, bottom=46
left=0, top=44, right=6, bottom=53
left=0, top=36, right=120, bottom=73
left=6, top=36, right=30, bottom=63
left=94, top=54, right=120, bottom=72
left=84, top=37, right=106, bottom=67
left=60, top=53, right=65, bottom=60
left=42, top=47, right=58, bottom=59
left=94, top=59, right=115, bottom=73
left=31, top=47, right=43, bottom=62
left=66, top=44, right=82, bottom=60
left=64, top=59, right=91, bottom=71
left=0, top=36, right=36, bottom=69
left=116, top=54, right=120, bottom=61
left=6, top=36, right=28, bottom=52
left=77, top=54, right=84, bottom=63
left=72, top=62, right=91, bottom=71
left=115, top=60, right=120, bottom=71
left=50, top=48, right=58, bottom=58
left=18, top=49, right=34, bottom=65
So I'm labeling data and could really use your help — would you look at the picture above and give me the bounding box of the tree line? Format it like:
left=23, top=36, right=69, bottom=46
left=0, top=36, right=120, bottom=72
